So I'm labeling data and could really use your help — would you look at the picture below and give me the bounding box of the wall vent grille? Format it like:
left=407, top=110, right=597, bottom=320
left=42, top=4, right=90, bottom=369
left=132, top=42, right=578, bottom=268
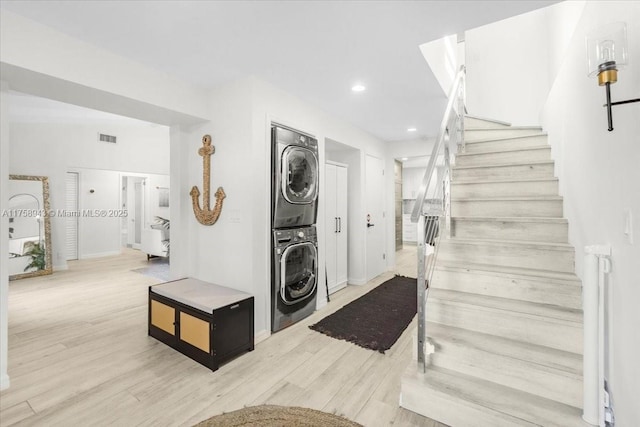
left=98, top=133, right=117, bottom=144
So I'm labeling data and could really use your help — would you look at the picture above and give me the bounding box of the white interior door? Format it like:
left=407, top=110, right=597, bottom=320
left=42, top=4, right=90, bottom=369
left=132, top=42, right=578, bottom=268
left=65, top=172, right=79, bottom=260
left=133, top=180, right=144, bottom=248
left=335, top=164, right=348, bottom=287
left=365, top=155, right=385, bottom=281
left=325, top=163, right=338, bottom=291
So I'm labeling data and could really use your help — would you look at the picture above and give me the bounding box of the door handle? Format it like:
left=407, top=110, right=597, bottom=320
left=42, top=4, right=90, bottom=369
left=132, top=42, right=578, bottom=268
left=338, top=217, right=341, bottom=233
left=335, top=217, right=338, bottom=233
left=367, top=223, right=375, bottom=228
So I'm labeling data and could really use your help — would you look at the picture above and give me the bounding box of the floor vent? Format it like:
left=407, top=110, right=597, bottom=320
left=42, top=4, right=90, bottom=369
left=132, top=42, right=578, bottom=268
left=98, top=133, right=117, bottom=144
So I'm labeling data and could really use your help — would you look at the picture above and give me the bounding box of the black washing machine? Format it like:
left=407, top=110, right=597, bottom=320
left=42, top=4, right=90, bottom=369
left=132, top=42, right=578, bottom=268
left=272, top=125, right=319, bottom=229
left=271, top=226, right=318, bottom=332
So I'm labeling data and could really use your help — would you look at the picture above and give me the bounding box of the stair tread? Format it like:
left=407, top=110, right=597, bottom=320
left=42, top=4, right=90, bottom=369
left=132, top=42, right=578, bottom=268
left=465, top=126, right=542, bottom=132
left=452, top=177, right=558, bottom=185
left=453, top=160, right=554, bottom=170
left=439, top=237, right=574, bottom=250
left=428, top=289, right=582, bottom=323
left=434, top=261, right=581, bottom=285
left=452, top=195, right=563, bottom=201
left=457, top=145, right=550, bottom=157
left=465, top=133, right=547, bottom=143
left=402, top=365, right=584, bottom=427
left=452, top=216, right=567, bottom=224
left=464, top=115, right=512, bottom=126
left=427, top=322, right=582, bottom=376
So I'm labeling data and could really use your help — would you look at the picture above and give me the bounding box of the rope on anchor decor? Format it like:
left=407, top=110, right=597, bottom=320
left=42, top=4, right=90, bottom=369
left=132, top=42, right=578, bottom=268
left=190, top=134, right=226, bottom=225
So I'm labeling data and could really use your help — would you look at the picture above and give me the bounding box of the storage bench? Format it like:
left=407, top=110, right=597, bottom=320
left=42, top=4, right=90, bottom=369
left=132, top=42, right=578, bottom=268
left=148, top=278, right=254, bottom=371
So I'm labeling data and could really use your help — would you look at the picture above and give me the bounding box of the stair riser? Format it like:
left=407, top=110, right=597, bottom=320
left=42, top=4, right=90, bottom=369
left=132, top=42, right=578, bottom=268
left=452, top=180, right=558, bottom=198
left=437, top=242, right=575, bottom=273
left=401, top=379, right=535, bottom=427
left=453, top=163, right=555, bottom=181
left=451, top=219, right=568, bottom=243
left=430, top=343, right=582, bottom=407
left=426, top=300, right=582, bottom=353
left=451, top=199, right=563, bottom=218
left=456, top=148, right=551, bottom=167
left=464, top=128, right=543, bottom=141
left=464, top=135, right=548, bottom=154
left=431, top=269, right=582, bottom=309
left=464, top=117, right=511, bottom=129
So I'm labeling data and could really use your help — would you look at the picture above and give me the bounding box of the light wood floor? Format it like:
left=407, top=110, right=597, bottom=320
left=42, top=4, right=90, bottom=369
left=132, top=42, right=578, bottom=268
left=0, top=247, right=445, bottom=427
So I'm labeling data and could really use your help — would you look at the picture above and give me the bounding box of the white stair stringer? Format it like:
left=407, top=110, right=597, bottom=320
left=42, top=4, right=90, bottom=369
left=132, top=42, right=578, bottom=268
left=400, top=115, right=585, bottom=426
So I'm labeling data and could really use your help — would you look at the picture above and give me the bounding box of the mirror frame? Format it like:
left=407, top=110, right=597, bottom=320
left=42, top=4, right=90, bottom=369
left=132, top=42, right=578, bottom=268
left=9, top=175, right=53, bottom=281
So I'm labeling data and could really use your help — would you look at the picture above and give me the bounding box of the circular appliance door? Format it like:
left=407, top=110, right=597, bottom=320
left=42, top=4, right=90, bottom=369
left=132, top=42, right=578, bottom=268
left=281, top=146, right=318, bottom=204
left=280, top=242, right=317, bottom=304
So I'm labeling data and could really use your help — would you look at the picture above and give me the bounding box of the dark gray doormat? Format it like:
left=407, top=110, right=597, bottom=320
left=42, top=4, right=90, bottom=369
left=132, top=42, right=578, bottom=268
left=309, top=275, right=417, bottom=353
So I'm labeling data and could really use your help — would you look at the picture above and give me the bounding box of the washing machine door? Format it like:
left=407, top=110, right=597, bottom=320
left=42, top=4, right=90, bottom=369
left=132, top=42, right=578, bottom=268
left=280, top=242, right=317, bottom=304
left=281, top=146, right=318, bottom=204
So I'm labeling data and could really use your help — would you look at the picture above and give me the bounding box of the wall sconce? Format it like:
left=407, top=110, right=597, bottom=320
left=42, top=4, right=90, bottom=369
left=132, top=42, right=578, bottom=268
left=586, top=22, right=638, bottom=131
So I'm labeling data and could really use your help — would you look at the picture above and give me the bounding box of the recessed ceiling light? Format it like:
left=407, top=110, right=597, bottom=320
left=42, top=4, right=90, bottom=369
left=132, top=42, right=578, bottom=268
left=401, top=157, right=409, bottom=161
left=351, top=84, right=366, bottom=92
left=407, top=127, right=417, bottom=132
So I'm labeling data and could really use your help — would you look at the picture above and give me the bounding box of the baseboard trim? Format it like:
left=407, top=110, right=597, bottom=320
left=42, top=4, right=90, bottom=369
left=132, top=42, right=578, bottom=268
left=0, top=373, right=10, bottom=391
left=254, top=329, right=270, bottom=345
left=348, top=278, right=367, bottom=286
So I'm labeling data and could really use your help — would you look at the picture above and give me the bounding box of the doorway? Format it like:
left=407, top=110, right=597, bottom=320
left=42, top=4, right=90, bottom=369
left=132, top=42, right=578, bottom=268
left=123, top=176, right=147, bottom=249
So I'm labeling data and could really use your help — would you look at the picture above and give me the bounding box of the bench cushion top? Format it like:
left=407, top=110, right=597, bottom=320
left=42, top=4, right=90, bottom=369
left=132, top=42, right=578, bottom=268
left=151, top=278, right=252, bottom=313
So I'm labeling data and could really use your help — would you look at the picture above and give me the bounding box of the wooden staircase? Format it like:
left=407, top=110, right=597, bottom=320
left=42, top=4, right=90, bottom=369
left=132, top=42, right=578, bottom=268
left=400, top=116, right=586, bottom=426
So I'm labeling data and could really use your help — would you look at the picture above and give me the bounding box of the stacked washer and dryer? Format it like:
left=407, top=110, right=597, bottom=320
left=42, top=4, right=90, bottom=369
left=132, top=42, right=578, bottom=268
left=271, top=125, right=320, bottom=332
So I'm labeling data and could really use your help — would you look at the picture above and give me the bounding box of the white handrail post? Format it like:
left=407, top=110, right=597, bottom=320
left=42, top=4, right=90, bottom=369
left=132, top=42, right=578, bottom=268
left=417, top=214, right=427, bottom=372
left=583, top=244, right=612, bottom=427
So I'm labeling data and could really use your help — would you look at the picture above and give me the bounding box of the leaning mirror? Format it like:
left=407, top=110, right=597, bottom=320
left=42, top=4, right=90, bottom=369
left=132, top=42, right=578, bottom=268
left=8, top=175, right=53, bottom=280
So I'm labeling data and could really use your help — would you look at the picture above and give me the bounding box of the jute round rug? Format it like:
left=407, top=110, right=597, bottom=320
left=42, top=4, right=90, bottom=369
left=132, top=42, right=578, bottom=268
left=193, top=405, right=363, bottom=427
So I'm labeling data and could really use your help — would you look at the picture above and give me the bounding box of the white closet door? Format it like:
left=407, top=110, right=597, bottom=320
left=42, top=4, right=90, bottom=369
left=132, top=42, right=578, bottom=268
left=65, top=172, right=79, bottom=260
left=335, top=165, right=348, bottom=287
left=324, top=163, right=338, bottom=291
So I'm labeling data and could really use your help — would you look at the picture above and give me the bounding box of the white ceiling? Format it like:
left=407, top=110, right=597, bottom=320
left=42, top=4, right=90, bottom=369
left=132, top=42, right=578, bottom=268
left=1, top=0, right=558, bottom=141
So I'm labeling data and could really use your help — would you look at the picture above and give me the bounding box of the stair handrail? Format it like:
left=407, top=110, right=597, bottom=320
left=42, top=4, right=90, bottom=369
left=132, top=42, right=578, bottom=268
left=411, top=65, right=466, bottom=373
left=410, top=64, right=466, bottom=223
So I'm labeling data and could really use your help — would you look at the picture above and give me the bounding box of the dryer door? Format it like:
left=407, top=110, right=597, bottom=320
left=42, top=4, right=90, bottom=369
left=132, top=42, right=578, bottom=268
left=281, top=146, right=318, bottom=204
left=280, top=242, right=317, bottom=304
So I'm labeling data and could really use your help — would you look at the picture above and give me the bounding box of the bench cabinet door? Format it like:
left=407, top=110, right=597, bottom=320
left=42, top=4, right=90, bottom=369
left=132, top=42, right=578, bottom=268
left=150, top=299, right=176, bottom=336
left=178, top=311, right=210, bottom=352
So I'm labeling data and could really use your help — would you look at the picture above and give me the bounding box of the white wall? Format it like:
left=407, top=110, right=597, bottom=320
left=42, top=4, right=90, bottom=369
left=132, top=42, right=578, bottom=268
left=0, top=10, right=209, bottom=125
left=173, top=76, right=389, bottom=340
left=420, top=35, right=459, bottom=96
left=9, top=122, right=170, bottom=266
left=466, top=1, right=585, bottom=125
left=0, top=82, right=10, bottom=390
left=541, top=2, right=640, bottom=425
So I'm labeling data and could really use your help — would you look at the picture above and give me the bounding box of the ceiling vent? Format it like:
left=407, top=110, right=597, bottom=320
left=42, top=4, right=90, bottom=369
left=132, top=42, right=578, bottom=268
left=98, top=133, right=117, bottom=144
